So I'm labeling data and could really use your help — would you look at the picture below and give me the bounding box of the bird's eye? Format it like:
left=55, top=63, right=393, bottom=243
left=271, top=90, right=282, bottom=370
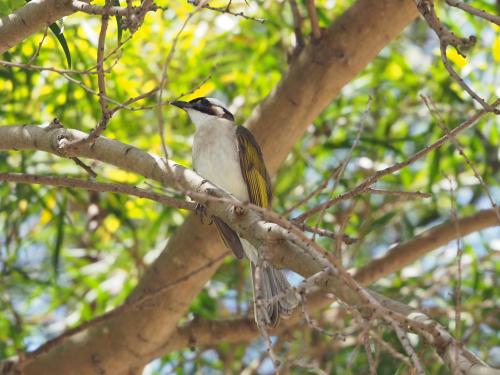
left=189, top=97, right=207, bottom=105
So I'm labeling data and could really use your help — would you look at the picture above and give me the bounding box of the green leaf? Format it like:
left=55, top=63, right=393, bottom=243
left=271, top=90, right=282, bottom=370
left=52, top=196, right=67, bottom=280
left=427, top=148, right=441, bottom=192
left=23, top=0, right=71, bottom=67
left=114, top=0, right=123, bottom=44
left=49, top=22, right=72, bottom=68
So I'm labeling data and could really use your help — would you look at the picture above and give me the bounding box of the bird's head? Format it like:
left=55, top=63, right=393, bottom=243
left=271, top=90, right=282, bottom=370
left=171, top=97, right=234, bottom=127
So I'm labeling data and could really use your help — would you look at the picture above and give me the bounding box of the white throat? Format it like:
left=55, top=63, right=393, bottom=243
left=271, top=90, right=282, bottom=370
left=186, top=109, right=228, bottom=129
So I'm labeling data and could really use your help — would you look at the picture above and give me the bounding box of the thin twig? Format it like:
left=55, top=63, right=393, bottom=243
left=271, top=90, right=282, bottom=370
left=157, top=0, right=208, bottom=161
left=388, top=319, right=425, bottom=375
left=311, top=98, right=371, bottom=239
left=371, top=331, right=412, bottom=367
left=70, top=157, right=97, bottom=178
left=186, top=0, right=265, bottom=23
left=253, top=261, right=281, bottom=367
left=293, top=103, right=493, bottom=222
left=109, top=87, right=159, bottom=116
left=283, top=166, right=340, bottom=216
left=0, top=59, right=97, bottom=75
left=334, top=200, right=356, bottom=259
left=0, top=61, right=130, bottom=109
left=421, top=95, right=500, bottom=225
left=96, top=3, right=112, bottom=132
left=289, top=0, right=304, bottom=48
left=28, top=27, right=49, bottom=65
left=445, top=0, right=500, bottom=27
left=68, top=2, right=114, bottom=148
left=306, top=0, right=321, bottom=40
left=440, top=43, right=494, bottom=113
left=366, top=188, right=431, bottom=199
left=298, top=291, right=341, bottom=339
left=362, top=328, right=377, bottom=375
left=293, top=222, right=357, bottom=244
left=416, top=0, right=498, bottom=112
left=447, top=176, right=463, bottom=375
left=0, top=172, right=194, bottom=211
left=25, top=250, right=229, bottom=361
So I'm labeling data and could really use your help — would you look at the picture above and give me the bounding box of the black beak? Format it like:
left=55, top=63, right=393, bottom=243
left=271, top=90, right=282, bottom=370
left=170, top=100, right=191, bottom=110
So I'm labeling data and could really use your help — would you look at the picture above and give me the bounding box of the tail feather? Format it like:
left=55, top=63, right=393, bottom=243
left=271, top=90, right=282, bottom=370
left=269, top=266, right=297, bottom=317
left=251, top=262, right=297, bottom=328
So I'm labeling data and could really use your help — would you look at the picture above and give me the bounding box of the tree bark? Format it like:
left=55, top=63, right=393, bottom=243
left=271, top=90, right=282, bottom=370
left=0, top=0, right=76, bottom=53
left=353, top=209, right=499, bottom=284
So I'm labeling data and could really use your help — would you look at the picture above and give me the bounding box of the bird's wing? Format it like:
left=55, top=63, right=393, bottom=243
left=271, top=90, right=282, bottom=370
left=235, top=126, right=272, bottom=208
left=213, top=217, right=245, bottom=259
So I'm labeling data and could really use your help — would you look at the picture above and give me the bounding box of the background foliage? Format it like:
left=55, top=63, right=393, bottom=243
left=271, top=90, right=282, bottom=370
left=0, top=0, right=499, bottom=373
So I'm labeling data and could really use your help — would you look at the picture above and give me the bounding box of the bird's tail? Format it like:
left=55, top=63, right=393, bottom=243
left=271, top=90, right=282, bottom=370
left=250, top=262, right=298, bottom=328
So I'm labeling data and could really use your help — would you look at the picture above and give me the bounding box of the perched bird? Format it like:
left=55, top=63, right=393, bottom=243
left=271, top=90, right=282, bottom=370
left=171, top=97, right=297, bottom=327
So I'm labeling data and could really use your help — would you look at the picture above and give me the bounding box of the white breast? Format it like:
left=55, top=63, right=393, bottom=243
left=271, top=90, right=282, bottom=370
left=191, top=117, right=249, bottom=202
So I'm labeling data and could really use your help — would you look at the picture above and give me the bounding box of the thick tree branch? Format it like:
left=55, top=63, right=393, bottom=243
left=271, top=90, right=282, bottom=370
left=0, top=0, right=76, bottom=54
left=0, top=0, right=158, bottom=54
left=246, top=0, right=418, bottom=174
left=353, top=209, right=499, bottom=284
left=71, top=0, right=157, bottom=18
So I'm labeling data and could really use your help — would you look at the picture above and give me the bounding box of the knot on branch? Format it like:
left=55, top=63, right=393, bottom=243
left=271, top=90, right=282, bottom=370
left=50, top=129, right=79, bottom=157
left=53, top=130, right=75, bottom=155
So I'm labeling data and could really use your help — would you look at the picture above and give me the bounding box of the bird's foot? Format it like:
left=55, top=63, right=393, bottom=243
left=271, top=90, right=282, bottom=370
left=195, top=203, right=212, bottom=225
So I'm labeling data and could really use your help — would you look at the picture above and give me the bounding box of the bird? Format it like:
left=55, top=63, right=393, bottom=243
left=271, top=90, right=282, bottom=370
left=171, top=96, right=297, bottom=327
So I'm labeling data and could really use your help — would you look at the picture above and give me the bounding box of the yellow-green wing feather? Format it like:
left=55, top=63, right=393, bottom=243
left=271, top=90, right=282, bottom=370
left=235, top=126, right=272, bottom=208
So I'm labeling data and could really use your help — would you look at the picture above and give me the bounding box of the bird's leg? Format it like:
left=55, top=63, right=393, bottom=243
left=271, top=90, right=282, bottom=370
left=195, top=203, right=212, bottom=225
left=195, top=179, right=214, bottom=225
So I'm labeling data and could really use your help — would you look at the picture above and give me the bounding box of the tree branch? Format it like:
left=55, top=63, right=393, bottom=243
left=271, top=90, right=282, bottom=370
left=245, top=0, right=418, bottom=174
left=71, top=0, right=157, bottom=18
left=0, top=172, right=194, bottom=211
left=446, top=0, right=500, bottom=27
left=306, top=0, right=321, bottom=40
left=353, top=209, right=499, bottom=285
left=0, top=0, right=76, bottom=54
left=293, top=106, right=489, bottom=222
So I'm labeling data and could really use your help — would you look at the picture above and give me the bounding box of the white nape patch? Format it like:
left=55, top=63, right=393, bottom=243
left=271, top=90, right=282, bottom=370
left=204, top=97, right=228, bottom=108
